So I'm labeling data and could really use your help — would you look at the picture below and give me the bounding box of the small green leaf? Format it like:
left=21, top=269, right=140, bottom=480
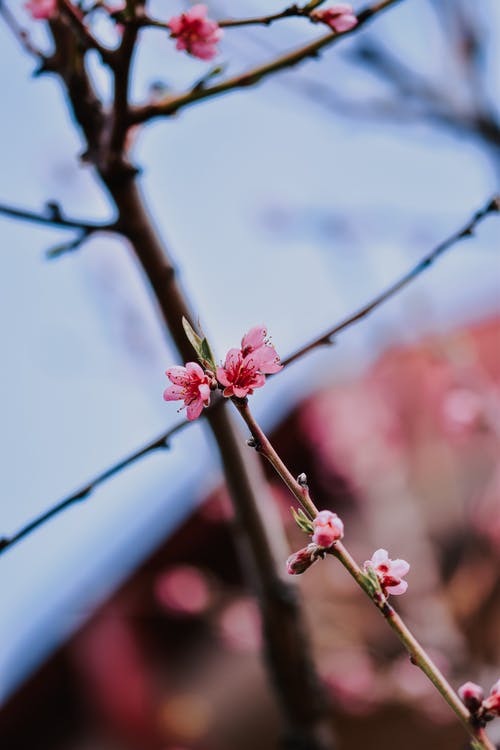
left=200, top=337, right=216, bottom=371
left=182, top=316, right=203, bottom=356
left=362, top=565, right=383, bottom=596
left=291, top=506, right=314, bottom=535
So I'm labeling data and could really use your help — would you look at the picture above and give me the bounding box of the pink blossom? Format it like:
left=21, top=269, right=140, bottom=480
left=483, top=680, right=500, bottom=716
left=240, top=325, right=283, bottom=374
left=163, top=362, right=211, bottom=420
left=311, top=4, right=358, bottom=33
left=365, top=548, right=410, bottom=595
left=25, top=0, right=57, bottom=20
left=311, top=510, right=344, bottom=548
left=216, top=348, right=266, bottom=398
left=458, top=681, right=484, bottom=713
left=167, top=4, right=223, bottom=61
left=286, top=544, right=318, bottom=575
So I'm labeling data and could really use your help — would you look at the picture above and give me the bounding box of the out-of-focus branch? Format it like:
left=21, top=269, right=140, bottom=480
left=0, top=418, right=192, bottom=556
left=129, top=0, right=405, bottom=124
left=282, top=195, right=500, bottom=367
left=59, top=0, right=113, bottom=63
left=0, top=0, right=44, bottom=59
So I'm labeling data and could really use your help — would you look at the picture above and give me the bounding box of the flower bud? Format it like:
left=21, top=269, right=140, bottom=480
left=286, top=544, right=318, bottom=575
left=458, top=681, right=484, bottom=713
left=311, top=510, right=344, bottom=549
left=483, top=680, right=500, bottom=716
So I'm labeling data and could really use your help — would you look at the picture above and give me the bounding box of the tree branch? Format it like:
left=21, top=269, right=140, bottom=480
left=0, top=201, right=116, bottom=233
left=3, top=196, right=499, bottom=550
left=281, top=195, right=500, bottom=367
left=0, top=418, right=192, bottom=556
left=129, top=0, right=405, bottom=124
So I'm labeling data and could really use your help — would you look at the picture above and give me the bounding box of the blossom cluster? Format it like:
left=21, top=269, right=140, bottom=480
left=163, top=325, right=282, bottom=420
left=459, top=680, right=500, bottom=721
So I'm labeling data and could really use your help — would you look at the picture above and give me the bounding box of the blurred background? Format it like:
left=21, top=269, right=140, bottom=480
left=0, top=0, right=499, bottom=748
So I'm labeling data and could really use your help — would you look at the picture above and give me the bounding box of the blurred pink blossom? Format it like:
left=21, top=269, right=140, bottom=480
left=25, top=0, right=56, bottom=19
left=167, top=4, right=222, bottom=60
left=311, top=510, right=344, bottom=548
left=311, top=4, right=358, bottom=32
left=155, top=566, right=211, bottom=616
left=163, top=362, right=211, bottom=420
left=365, top=548, right=409, bottom=595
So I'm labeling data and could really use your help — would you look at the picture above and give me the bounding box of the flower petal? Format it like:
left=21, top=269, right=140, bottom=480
left=163, top=384, right=185, bottom=401
left=186, top=399, right=204, bottom=420
left=166, top=366, right=189, bottom=385
left=387, top=580, right=408, bottom=596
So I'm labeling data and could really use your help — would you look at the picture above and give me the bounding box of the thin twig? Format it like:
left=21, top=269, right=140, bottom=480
left=281, top=195, right=500, bottom=367
left=0, top=201, right=117, bottom=233
left=0, top=418, right=192, bottom=556
left=129, top=0, right=405, bottom=124
left=59, top=0, right=114, bottom=63
left=234, top=399, right=497, bottom=750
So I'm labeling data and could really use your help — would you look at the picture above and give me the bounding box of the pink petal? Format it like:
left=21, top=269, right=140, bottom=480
left=225, top=348, right=242, bottom=371
left=190, top=41, right=217, bottom=60
left=216, top=367, right=231, bottom=387
left=188, top=3, right=208, bottom=20
left=166, top=365, right=189, bottom=385
left=163, top=384, right=185, bottom=401
left=185, top=361, right=205, bottom=380
left=198, top=383, right=211, bottom=403
left=233, top=386, right=250, bottom=398
left=223, top=386, right=234, bottom=398
left=186, top=398, right=204, bottom=420
left=387, top=580, right=408, bottom=596
left=371, top=548, right=389, bottom=567
left=390, top=559, right=410, bottom=578
left=241, top=326, right=267, bottom=352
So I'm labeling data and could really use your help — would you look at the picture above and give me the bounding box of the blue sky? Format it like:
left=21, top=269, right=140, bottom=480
left=0, top=0, right=499, bottom=702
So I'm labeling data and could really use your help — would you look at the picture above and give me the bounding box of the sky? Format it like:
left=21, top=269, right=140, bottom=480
left=0, top=0, right=499, bottom=703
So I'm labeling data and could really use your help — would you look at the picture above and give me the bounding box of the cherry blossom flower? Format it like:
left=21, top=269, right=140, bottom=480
left=167, top=4, right=223, bottom=61
left=216, top=348, right=266, bottom=398
left=483, top=680, right=500, bottom=716
left=240, top=325, right=283, bottom=374
left=286, top=544, right=318, bottom=575
left=311, top=4, right=358, bottom=33
left=25, top=0, right=57, bottom=20
left=458, top=681, right=485, bottom=713
left=311, top=510, right=344, bottom=548
left=364, top=548, right=410, bottom=595
left=163, top=362, right=211, bottom=420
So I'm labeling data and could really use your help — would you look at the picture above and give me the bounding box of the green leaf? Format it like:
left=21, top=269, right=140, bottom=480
left=291, top=506, right=314, bottom=535
left=200, top=337, right=216, bottom=371
left=182, top=316, right=203, bottom=356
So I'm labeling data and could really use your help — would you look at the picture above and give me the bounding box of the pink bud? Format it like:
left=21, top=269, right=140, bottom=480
left=458, top=681, right=484, bottom=713
left=311, top=510, right=344, bottom=548
left=286, top=544, right=318, bottom=575
left=483, top=680, right=500, bottom=716
left=311, top=4, right=358, bottom=33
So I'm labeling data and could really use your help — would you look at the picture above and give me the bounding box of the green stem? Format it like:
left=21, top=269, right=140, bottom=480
left=233, top=400, right=497, bottom=750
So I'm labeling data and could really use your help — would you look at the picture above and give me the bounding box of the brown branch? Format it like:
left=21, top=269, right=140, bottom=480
left=59, top=0, right=114, bottom=63
left=281, top=195, right=500, bottom=367
left=127, top=4, right=311, bottom=32
left=129, top=0, right=405, bottom=124
left=0, top=418, right=191, bottom=556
